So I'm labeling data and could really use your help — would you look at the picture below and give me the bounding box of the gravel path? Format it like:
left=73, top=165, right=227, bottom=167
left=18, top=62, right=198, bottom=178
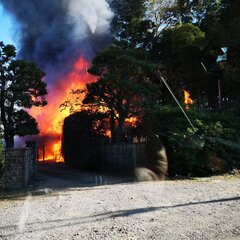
left=0, top=171, right=240, bottom=240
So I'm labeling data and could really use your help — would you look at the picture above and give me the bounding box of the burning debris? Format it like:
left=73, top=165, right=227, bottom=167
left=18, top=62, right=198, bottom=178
left=1, top=0, right=113, bottom=161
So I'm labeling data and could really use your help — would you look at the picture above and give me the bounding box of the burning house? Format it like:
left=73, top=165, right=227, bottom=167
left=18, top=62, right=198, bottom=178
left=1, top=0, right=114, bottom=162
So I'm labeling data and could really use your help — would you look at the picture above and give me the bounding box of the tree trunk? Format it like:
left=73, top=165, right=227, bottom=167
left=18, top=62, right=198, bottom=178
left=4, top=127, right=14, bottom=148
left=115, top=118, right=126, bottom=143
left=5, top=134, right=14, bottom=148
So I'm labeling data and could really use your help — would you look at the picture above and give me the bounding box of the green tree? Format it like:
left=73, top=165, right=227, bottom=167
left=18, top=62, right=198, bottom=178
left=84, top=46, right=159, bottom=142
left=111, top=0, right=153, bottom=49
left=147, top=0, right=221, bottom=28
left=0, top=42, right=47, bottom=148
left=146, top=0, right=175, bottom=35
left=158, top=24, right=206, bottom=102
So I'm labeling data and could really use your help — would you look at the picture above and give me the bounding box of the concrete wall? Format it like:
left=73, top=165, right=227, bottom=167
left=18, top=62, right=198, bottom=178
left=0, top=147, right=37, bottom=191
left=101, top=143, right=146, bottom=174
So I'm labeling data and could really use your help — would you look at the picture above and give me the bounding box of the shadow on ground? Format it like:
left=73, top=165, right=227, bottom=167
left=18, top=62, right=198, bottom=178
left=0, top=195, right=240, bottom=237
left=0, top=162, right=134, bottom=199
left=36, top=162, right=134, bottom=189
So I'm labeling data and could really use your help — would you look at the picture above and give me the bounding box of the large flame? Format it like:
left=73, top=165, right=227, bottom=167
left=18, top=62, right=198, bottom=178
left=30, top=56, right=140, bottom=162
left=29, top=56, right=97, bottom=162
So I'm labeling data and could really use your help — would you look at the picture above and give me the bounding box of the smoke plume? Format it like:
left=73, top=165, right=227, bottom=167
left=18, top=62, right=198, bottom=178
left=0, top=0, right=113, bottom=74
left=0, top=0, right=114, bottom=152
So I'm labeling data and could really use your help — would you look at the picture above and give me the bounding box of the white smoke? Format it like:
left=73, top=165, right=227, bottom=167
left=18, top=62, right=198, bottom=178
left=68, top=0, right=113, bottom=39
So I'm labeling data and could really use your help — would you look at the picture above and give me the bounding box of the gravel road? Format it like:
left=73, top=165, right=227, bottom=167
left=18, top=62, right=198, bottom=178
left=0, top=169, right=240, bottom=240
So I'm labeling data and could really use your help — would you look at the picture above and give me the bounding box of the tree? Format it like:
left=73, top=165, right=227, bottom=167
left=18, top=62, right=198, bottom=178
left=111, top=0, right=153, bottom=49
left=146, top=0, right=221, bottom=28
left=199, top=0, right=240, bottom=105
left=0, top=42, right=47, bottom=148
left=146, top=0, right=175, bottom=35
left=157, top=24, right=207, bottom=103
left=62, top=110, right=108, bottom=169
left=217, top=0, right=240, bottom=48
left=84, top=46, right=159, bottom=142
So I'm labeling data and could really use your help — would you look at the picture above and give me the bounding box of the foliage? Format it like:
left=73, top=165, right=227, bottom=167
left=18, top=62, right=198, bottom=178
left=84, top=46, right=160, bottom=142
left=140, top=105, right=240, bottom=176
left=0, top=42, right=47, bottom=148
left=111, top=0, right=150, bottom=49
left=157, top=24, right=207, bottom=102
left=65, top=0, right=240, bottom=175
left=145, top=1, right=234, bottom=110
left=146, top=0, right=221, bottom=28
left=62, top=110, right=108, bottom=169
left=146, top=0, right=176, bottom=34
left=217, top=0, right=240, bottom=47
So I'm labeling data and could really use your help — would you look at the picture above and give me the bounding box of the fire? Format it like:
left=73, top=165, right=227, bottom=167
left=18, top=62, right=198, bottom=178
left=29, top=56, right=140, bottom=162
left=183, top=89, right=193, bottom=110
left=105, top=130, right=111, bottom=139
left=29, top=56, right=97, bottom=162
left=125, top=117, right=138, bottom=128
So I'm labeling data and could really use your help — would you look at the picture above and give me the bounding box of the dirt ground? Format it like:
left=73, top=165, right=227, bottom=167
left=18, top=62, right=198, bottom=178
left=0, top=166, right=240, bottom=240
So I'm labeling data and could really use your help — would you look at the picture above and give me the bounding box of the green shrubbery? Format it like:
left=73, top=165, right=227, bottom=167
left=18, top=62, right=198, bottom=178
left=143, top=105, right=240, bottom=177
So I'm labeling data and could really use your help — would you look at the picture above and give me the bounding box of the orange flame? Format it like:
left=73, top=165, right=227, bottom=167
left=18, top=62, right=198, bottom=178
left=125, top=117, right=138, bottom=128
left=183, top=89, right=193, bottom=110
left=29, top=56, right=97, bottom=162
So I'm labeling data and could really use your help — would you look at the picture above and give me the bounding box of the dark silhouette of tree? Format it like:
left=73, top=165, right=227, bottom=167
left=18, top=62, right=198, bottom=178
left=62, top=110, right=108, bottom=169
left=84, top=47, right=159, bottom=143
left=0, top=42, right=47, bottom=148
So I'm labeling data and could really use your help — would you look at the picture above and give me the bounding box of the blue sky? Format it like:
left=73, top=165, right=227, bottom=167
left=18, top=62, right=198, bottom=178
left=0, top=4, right=16, bottom=46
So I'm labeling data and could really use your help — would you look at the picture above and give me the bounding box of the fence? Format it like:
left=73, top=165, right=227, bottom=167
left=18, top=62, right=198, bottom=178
left=101, top=143, right=146, bottom=174
left=0, top=147, right=37, bottom=191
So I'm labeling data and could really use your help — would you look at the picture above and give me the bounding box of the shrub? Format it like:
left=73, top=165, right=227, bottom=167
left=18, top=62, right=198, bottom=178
left=62, top=111, right=109, bottom=169
left=141, top=105, right=240, bottom=177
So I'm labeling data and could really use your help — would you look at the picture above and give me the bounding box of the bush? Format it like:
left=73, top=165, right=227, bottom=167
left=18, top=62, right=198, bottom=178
left=141, top=105, right=240, bottom=177
left=62, top=111, right=109, bottom=170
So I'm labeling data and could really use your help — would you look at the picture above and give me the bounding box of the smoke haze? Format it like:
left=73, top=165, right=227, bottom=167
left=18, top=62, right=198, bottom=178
left=0, top=0, right=113, bottom=73
left=0, top=0, right=114, bottom=151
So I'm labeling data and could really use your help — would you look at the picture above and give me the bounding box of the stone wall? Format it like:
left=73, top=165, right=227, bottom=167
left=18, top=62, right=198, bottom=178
left=101, top=143, right=146, bottom=174
left=0, top=147, right=37, bottom=191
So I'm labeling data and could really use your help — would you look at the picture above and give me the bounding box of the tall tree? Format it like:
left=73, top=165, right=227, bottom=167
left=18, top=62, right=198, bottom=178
left=111, top=0, right=153, bottom=49
left=216, top=0, right=240, bottom=103
left=0, top=42, right=47, bottom=148
left=158, top=23, right=207, bottom=103
left=84, top=47, right=159, bottom=142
